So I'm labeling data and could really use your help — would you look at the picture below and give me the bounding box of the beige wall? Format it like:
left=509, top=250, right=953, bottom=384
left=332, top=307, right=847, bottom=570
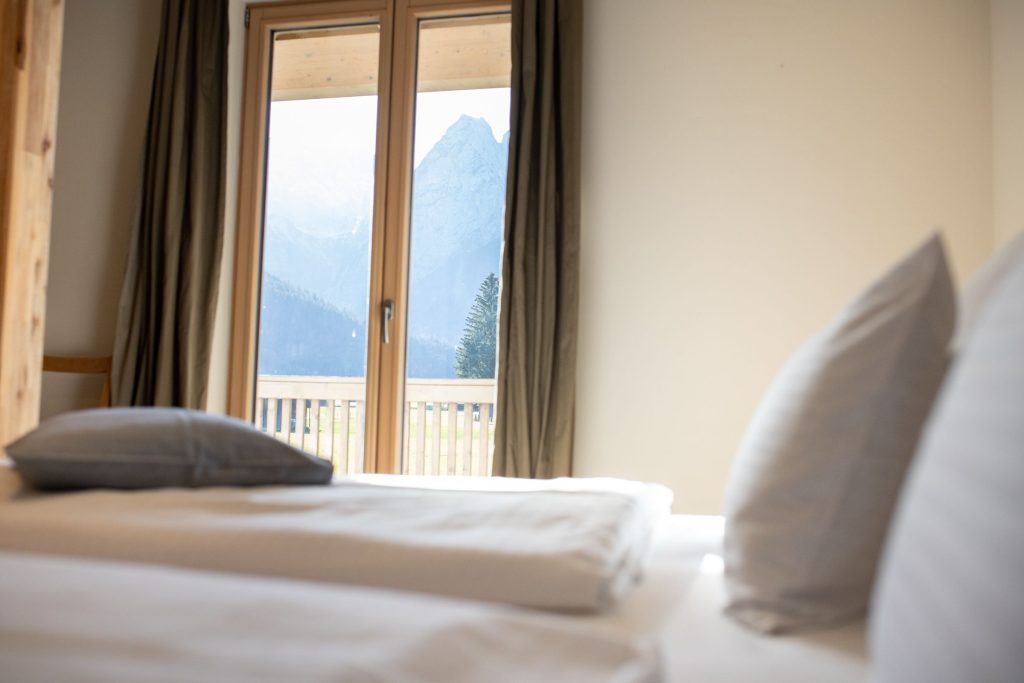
left=41, top=0, right=269, bottom=418
left=44, top=2, right=1007, bottom=514
left=42, top=0, right=243, bottom=417
left=992, top=0, right=1024, bottom=246
left=41, top=0, right=160, bottom=418
left=574, top=0, right=994, bottom=512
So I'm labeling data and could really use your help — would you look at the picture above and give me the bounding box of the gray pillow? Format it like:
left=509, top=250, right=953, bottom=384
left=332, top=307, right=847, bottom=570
left=870, top=242, right=1024, bottom=682
left=5, top=408, right=333, bottom=490
left=722, top=234, right=955, bottom=633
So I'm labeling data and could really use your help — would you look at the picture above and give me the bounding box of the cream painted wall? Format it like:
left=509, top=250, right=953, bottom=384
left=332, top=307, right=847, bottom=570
left=41, top=0, right=160, bottom=417
left=574, top=0, right=994, bottom=512
left=42, top=1, right=1006, bottom=514
left=40, top=0, right=254, bottom=416
left=992, top=0, right=1024, bottom=246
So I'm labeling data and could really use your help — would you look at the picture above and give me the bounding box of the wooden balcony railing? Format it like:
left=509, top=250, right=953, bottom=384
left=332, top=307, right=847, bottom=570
left=255, top=376, right=496, bottom=476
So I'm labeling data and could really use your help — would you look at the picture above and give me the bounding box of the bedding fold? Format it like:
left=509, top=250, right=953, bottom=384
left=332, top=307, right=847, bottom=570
left=0, top=550, right=662, bottom=683
left=0, top=465, right=671, bottom=612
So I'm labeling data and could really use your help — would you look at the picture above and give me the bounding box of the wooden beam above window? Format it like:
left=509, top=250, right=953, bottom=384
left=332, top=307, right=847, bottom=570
left=270, top=15, right=510, bottom=101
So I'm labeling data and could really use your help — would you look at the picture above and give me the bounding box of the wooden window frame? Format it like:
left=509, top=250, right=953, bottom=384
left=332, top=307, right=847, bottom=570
left=229, top=0, right=510, bottom=474
left=229, top=0, right=394, bottom=473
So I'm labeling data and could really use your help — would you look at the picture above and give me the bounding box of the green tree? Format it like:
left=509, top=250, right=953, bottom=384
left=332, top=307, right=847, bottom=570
left=455, top=273, right=499, bottom=379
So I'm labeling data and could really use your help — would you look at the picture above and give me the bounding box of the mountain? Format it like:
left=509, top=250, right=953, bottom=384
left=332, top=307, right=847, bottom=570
left=407, top=115, right=508, bottom=346
left=257, top=274, right=366, bottom=376
left=257, top=273, right=456, bottom=379
left=257, top=113, right=507, bottom=379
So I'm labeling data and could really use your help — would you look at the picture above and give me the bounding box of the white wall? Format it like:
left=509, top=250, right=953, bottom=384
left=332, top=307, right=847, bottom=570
left=992, top=0, right=1024, bottom=246
left=41, top=0, right=160, bottom=417
left=574, top=0, right=994, bottom=512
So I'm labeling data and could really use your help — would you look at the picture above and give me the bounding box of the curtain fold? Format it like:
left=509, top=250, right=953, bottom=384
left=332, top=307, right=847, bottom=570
left=492, top=0, right=582, bottom=478
left=111, top=0, right=228, bottom=409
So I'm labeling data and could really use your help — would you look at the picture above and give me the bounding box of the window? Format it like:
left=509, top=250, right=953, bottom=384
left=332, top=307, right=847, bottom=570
left=230, top=0, right=511, bottom=476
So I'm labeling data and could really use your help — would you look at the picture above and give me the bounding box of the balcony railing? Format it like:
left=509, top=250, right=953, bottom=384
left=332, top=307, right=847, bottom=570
left=255, top=376, right=496, bottom=476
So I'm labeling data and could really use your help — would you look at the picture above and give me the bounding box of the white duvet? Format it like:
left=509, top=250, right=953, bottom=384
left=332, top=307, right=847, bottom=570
left=0, top=550, right=661, bottom=683
left=0, top=465, right=671, bottom=611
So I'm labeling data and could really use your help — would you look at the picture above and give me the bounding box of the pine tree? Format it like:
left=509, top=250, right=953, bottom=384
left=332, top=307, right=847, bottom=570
left=455, top=273, right=499, bottom=379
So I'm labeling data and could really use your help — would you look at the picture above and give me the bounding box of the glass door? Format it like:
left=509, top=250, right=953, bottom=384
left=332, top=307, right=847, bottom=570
left=234, top=2, right=511, bottom=476
left=400, top=15, right=511, bottom=475
left=254, top=23, right=383, bottom=474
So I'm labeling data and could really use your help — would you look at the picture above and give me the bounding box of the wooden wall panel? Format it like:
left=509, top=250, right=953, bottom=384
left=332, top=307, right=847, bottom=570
left=0, top=0, right=64, bottom=447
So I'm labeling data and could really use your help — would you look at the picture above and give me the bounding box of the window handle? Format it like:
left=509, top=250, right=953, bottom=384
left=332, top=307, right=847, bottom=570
left=382, top=299, right=395, bottom=345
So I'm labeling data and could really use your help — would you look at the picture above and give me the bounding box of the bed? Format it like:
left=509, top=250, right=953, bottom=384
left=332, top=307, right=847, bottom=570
left=0, top=461, right=867, bottom=682
left=0, top=463, right=670, bottom=612
left=0, top=508, right=867, bottom=682
left=0, top=549, right=659, bottom=683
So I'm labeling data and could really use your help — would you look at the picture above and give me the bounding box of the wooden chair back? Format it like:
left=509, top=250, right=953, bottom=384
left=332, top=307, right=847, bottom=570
left=42, top=355, right=113, bottom=408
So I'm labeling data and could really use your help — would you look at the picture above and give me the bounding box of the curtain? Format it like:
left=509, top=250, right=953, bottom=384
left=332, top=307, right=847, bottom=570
left=111, top=0, right=228, bottom=408
left=492, top=0, right=583, bottom=478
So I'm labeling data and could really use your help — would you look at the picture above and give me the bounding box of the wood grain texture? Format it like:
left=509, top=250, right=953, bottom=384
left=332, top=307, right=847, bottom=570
left=0, top=0, right=64, bottom=446
left=269, top=16, right=509, bottom=101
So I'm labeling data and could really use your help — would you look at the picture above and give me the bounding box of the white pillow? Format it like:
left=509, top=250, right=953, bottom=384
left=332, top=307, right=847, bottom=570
left=723, top=235, right=955, bottom=633
left=953, top=229, right=1024, bottom=350
left=870, top=243, right=1024, bottom=682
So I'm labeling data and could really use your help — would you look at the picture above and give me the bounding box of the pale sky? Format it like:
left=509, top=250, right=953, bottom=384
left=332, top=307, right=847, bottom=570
left=413, top=88, right=510, bottom=165
left=268, top=87, right=510, bottom=173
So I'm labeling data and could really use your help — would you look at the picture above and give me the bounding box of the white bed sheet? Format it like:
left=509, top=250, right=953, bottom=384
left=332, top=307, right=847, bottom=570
left=0, top=506, right=868, bottom=681
left=0, top=550, right=660, bottom=683
left=0, top=464, right=670, bottom=612
left=0, top=458, right=868, bottom=682
left=590, top=515, right=869, bottom=683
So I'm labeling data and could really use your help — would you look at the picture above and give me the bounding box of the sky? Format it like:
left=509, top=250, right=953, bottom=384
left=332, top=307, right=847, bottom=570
left=268, top=87, right=510, bottom=172
left=413, top=88, right=510, bottom=165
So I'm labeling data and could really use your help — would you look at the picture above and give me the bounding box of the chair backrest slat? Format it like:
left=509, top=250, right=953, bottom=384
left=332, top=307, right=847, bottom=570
left=42, top=355, right=113, bottom=408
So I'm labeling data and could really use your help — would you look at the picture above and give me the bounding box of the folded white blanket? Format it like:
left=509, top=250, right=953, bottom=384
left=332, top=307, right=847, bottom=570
left=0, top=550, right=661, bottom=683
left=0, top=466, right=671, bottom=611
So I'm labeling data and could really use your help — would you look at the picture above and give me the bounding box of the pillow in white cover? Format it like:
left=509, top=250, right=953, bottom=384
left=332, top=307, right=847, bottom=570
left=870, top=242, right=1024, bottom=682
left=723, top=234, right=955, bottom=633
left=953, top=229, right=1024, bottom=350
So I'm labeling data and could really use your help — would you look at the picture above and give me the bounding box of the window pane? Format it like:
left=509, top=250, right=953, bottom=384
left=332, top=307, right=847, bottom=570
left=402, top=15, right=512, bottom=476
left=254, top=25, right=381, bottom=474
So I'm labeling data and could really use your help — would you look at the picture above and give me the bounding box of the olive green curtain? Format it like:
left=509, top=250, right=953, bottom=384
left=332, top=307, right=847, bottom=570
left=111, top=0, right=228, bottom=408
left=492, top=0, right=582, bottom=478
